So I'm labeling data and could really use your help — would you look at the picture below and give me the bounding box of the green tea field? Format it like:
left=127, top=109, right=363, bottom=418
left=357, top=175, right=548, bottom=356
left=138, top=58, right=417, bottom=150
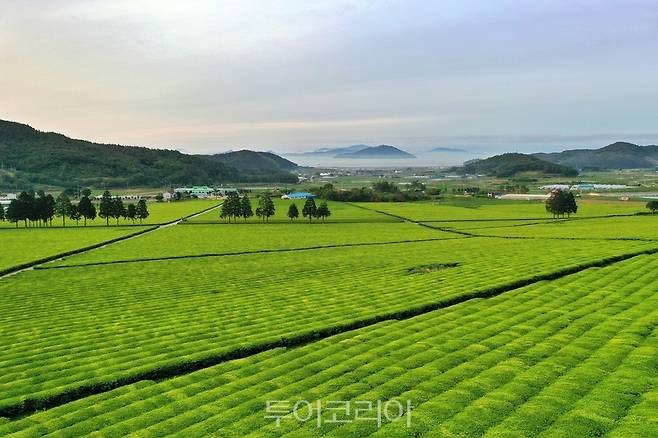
left=1, top=198, right=657, bottom=436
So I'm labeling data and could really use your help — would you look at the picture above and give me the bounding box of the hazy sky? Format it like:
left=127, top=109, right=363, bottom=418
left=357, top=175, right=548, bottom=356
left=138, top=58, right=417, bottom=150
left=2, top=0, right=658, bottom=154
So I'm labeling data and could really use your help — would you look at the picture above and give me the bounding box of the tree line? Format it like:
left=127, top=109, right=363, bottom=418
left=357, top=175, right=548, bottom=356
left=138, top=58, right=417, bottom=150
left=220, top=192, right=331, bottom=223
left=0, top=190, right=149, bottom=227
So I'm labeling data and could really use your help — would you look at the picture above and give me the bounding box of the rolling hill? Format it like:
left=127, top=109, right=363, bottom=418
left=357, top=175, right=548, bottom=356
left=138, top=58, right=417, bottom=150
left=204, top=150, right=297, bottom=172
left=0, top=119, right=298, bottom=189
left=460, top=152, right=578, bottom=177
left=533, top=141, right=658, bottom=170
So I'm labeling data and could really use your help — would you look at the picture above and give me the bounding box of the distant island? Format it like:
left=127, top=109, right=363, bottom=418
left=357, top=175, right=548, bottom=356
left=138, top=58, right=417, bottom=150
left=289, top=144, right=415, bottom=159
left=429, top=147, right=469, bottom=153
left=335, top=145, right=416, bottom=159
left=289, top=145, right=368, bottom=156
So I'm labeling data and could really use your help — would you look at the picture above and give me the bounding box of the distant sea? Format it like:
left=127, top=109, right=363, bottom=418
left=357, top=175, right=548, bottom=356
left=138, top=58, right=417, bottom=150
left=281, top=151, right=481, bottom=169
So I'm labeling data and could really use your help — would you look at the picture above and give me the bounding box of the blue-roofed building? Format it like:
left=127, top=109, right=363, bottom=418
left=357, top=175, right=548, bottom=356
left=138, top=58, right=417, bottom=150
left=282, top=192, right=317, bottom=200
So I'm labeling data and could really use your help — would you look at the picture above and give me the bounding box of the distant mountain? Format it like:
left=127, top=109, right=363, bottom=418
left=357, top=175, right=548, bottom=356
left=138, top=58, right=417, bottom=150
left=290, top=144, right=369, bottom=156
left=0, top=119, right=297, bottom=189
left=460, top=153, right=578, bottom=177
left=203, top=150, right=297, bottom=173
left=429, top=147, right=468, bottom=153
left=533, top=142, right=658, bottom=170
left=336, top=145, right=416, bottom=159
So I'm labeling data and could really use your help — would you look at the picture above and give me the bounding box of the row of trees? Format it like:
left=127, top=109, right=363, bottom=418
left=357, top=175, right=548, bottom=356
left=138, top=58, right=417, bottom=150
left=220, top=192, right=275, bottom=222
left=308, top=183, right=429, bottom=203
left=219, top=192, right=331, bottom=223
left=97, top=191, right=149, bottom=226
left=545, top=189, right=578, bottom=218
left=0, top=190, right=149, bottom=227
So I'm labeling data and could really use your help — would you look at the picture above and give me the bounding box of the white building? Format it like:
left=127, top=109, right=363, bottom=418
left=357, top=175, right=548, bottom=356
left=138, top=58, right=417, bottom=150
left=0, top=193, right=17, bottom=206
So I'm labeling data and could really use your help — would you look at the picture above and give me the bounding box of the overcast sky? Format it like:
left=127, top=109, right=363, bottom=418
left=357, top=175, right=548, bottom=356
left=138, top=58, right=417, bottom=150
left=2, top=0, right=658, bottom=154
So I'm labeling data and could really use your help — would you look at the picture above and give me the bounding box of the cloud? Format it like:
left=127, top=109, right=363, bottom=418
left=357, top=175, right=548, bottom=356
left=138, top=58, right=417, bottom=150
left=1, top=0, right=658, bottom=152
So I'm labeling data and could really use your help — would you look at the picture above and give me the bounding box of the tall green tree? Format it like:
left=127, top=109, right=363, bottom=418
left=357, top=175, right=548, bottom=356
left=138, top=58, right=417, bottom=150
left=240, top=194, right=253, bottom=221
left=545, top=190, right=578, bottom=218
left=5, top=200, right=20, bottom=227
left=126, top=203, right=137, bottom=224
left=256, top=192, right=275, bottom=222
left=0, top=203, right=4, bottom=222
left=55, top=192, right=72, bottom=227
left=136, top=199, right=149, bottom=224
left=77, top=195, right=96, bottom=226
left=302, top=198, right=317, bottom=223
left=112, top=198, right=126, bottom=225
left=40, top=193, right=56, bottom=226
left=220, top=192, right=241, bottom=223
left=15, top=191, right=35, bottom=227
left=81, top=188, right=92, bottom=198
left=99, top=190, right=114, bottom=226
left=316, top=201, right=331, bottom=221
left=287, top=203, right=299, bottom=221
left=68, top=204, right=82, bottom=226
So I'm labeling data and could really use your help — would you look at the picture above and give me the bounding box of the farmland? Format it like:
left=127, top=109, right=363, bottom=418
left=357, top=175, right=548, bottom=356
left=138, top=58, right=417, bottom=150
left=188, top=199, right=396, bottom=223
left=358, top=198, right=646, bottom=222
left=439, top=215, right=658, bottom=240
left=0, top=227, right=153, bottom=274
left=47, top=223, right=459, bottom=267
left=1, top=198, right=657, bottom=436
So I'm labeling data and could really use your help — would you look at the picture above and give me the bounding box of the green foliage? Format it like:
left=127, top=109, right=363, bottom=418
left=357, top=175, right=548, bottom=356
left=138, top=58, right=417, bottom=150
left=77, top=196, right=96, bottom=226
left=0, top=203, right=4, bottom=221
left=0, top=119, right=296, bottom=188
left=111, top=198, right=126, bottom=226
left=98, top=191, right=114, bottom=225
left=287, top=203, right=299, bottom=221
left=310, top=182, right=430, bottom=202
left=461, top=153, right=579, bottom=177
left=302, top=198, right=317, bottom=222
left=126, top=204, right=137, bottom=224
left=240, top=194, right=253, bottom=221
left=646, top=200, right=658, bottom=214
left=256, top=192, right=275, bottom=222
left=545, top=189, right=578, bottom=218
left=55, top=192, right=72, bottom=226
left=220, top=192, right=241, bottom=223
left=68, top=204, right=82, bottom=226
left=135, top=199, right=149, bottom=224
left=316, top=201, right=331, bottom=221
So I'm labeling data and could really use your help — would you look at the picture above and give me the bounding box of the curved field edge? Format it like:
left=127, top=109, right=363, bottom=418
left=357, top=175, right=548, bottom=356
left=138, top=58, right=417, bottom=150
left=1, top=253, right=657, bottom=436
left=2, top=242, right=658, bottom=419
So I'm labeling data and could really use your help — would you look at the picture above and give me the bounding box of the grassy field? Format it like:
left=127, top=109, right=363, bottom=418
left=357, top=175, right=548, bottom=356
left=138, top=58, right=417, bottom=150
left=188, top=199, right=397, bottom=223
left=441, top=215, right=658, bottom=240
left=357, top=198, right=647, bottom=222
left=1, top=198, right=657, bottom=435
left=0, top=227, right=152, bottom=274
left=1, top=252, right=656, bottom=436
left=47, top=223, right=459, bottom=267
left=0, top=199, right=219, bottom=228
left=2, top=237, right=653, bottom=417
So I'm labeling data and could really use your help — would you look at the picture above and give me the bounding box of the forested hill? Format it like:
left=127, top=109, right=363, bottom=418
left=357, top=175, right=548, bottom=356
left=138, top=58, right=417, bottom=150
left=204, top=150, right=298, bottom=172
left=0, top=120, right=298, bottom=188
left=533, top=142, right=658, bottom=170
left=460, top=153, right=579, bottom=177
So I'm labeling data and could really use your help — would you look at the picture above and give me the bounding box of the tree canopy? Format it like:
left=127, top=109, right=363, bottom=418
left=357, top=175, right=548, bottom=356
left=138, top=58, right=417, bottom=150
left=545, top=190, right=578, bottom=218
